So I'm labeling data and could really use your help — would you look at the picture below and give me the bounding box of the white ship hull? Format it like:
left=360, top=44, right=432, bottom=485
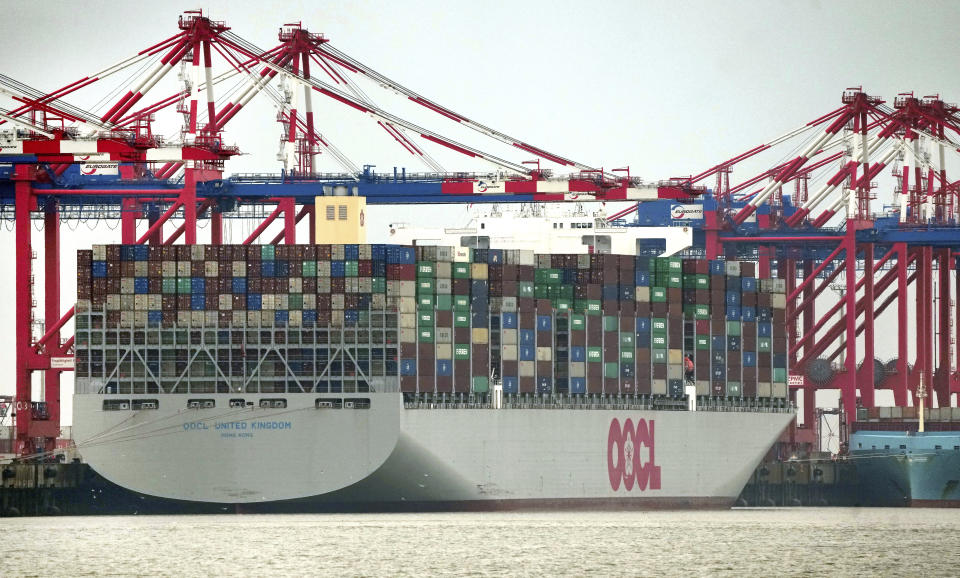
left=73, top=393, right=791, bottom=509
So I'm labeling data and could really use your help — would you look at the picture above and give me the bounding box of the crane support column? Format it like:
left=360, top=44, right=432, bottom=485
left=43, top=203, right=62, bottom=431
left=894, top=243, right=909, bottom=406
left=842, top=226, right=858, bottom=420
left=14, top=166, right=35, bottom=454
left=936, top=248, right=951, bottom=404
left=858, top=243, right=876, bottom=408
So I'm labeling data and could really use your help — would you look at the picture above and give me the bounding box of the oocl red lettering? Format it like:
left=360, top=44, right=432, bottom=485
left=607, top=417, right=661, bottom=492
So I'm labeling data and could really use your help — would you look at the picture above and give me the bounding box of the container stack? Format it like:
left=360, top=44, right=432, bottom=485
left=76, top=244, right=789, bottom=399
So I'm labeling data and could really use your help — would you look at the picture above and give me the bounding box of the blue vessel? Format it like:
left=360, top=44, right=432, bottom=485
left=850, top=430, right=960, bottom=507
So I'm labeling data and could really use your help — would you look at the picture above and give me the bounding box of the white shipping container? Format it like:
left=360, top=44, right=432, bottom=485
left=472, top=328, right=489, bottom=344
left=246, top=311, right=260, bottom=326
left=134, top=295, right=149, bottom=310
left=696, top=380, right=710, bottom=396
left=260, top=311, right=275, bottom=327
left=120, top=278, right=134, bottom=294
left=331, top=245, right=345, bottom=260
left=232, top=261, right=246, bottom=276
left=359, top=244, right=372, bottom=260
left=303, top=294, right=316, bottom=310
left=501, top=328, right=517, bottom=345
left=436, top=261, right=452, bottom=278
left=501, top=345, right=518, bottom=360
left=148, top=294, right=162, bottom=310
left=400, top=313, right=417, bottom=329
left=772, top=294, right=787, bottom=309
left=635, top=287, right=650, bottom=302
left=289, top=277, right=302, bottom=293
left=161, top=261, right=176, bottom=277
left=106, top=294, right=120, bottom=311
left=436, top=279, right=452, bottom=294
left=518, top=250, right=535, bottom=266
left=652, top=379, right=668, bottom=395
left=204, top=311, right=218, bottom=326
left=219, top=295, right=232, bottom=310
left=570, top=362, right=585, bottom=378
left=436, top=328, right=452, bottom=343
left=536, top=347, right=552, bottom=362
left=289, top=310, right=302, bottom=327
left=757, top=382, right=772, bottom=397
left=519, top=361, right=535, bottom=377
left=178, top=311, right=191, bottom=326
left=471, top=263, right=488, bottom=280
left=772, top=382, right=787, bottom=398
left=134, top=261, right=149, bottom=277
left=399, top=281, right=416, bottom=297
left=501, top=296, right=517, bottom=311
left=120, top=295, right=134, bottom=310
left=399, top=328, right=416, bottom=343
left=76, top=299, right=91, bottom=312
left=191, top=245, right=205, bottom=260
left=205, top=261, right=218, bottom=277
left=436, top=343, right=452, bottom=359
left=177, top=262, right=191, bottom=277
left=92, top=245, right=106, bottom=260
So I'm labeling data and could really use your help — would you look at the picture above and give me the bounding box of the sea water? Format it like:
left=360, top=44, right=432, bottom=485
left=3, top=508, right=958, bottom=576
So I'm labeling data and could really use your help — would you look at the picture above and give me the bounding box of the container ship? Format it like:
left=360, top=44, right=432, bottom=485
left=851, top=404, right=960, bottom=507
left=70, top=205, right=793, bottom=512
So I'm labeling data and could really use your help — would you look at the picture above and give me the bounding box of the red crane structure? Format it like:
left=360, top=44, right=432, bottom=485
left=1, top=12, right=959, bottom=457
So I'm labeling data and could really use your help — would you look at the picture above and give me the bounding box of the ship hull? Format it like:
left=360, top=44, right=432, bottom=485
left=851, top=431, right=960, bottom=507
left=73, top=393, right=792, bottom=511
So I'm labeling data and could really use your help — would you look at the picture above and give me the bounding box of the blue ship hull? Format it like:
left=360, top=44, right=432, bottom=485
left=851, top=431, right=960, bottom=507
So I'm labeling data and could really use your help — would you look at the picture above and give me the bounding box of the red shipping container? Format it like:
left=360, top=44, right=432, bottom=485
left=635, top=376, right=651, bottom=394
left=436, top=375, right=453, bottom=393
left=400, top=375, right=417, bottom=393
left=517, top=266, right=534, bottom=282
left=519, top=376, right=535, bottom=393
left=570, top=332, right=585, bottom=347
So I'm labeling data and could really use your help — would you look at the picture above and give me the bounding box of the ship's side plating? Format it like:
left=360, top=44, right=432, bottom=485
left=72, top=393, right=792, bottom=508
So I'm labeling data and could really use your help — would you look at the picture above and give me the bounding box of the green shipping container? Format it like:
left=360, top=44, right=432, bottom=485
left=534, top=285, right=549, bottom=299
left=585, top=300, right=602, bottom=316
left=288, top=294, right=303, bottom=310
left=435, top=294, right=452, bottom=310
left=454, top=313, right=470, bottom=327
left=758, top=337, right=771, bottom=352
left=261, top=245, right=275, bottom=260
left=666, top=274, right=682, bottom=288
left=651, top=287, right=667, bottom=303
left=518, top=282, right=535, bottom=297
left=454, top=344, right=471, bottom=360
left=372, top=278, right=386, bottom=293
left=535, top=269, right=561, bottom=285
left=587, top=347, right=602, bottom=362
left=570, top=315, right=585, bottom=331
left=652, top=349, right=668, bottom=364
left=652, top=335, right=667, bottom=348
left=651, top=318, right=667, bottom=334
left=620, top=349, right=634, bottom=362
left=453, top=295, right=470, bottom=310
left=554, top=299, right=572, bottom=311
left=162, top=278, right=177, bottom=294
left=472, top=376, right=490, bottom=393
left=302, top=261, right=317, bottom=277
left=418, top=311, right=435, bottom=325
left=695, top=335, right=710, bottom=350
left=177, top=278, right=191, bottom=294
left=417, top=262, right=435, bottom=278
left=604, top=362, right=619, bottom=378
left=417, top=279, right=435, bottom=294
left=620, top=332, right=635, bottom=347
left=418, top=295, right=434, bottom=309
left=603, top=316, right=618, bottom=332
left=696, top=275, right=710, bottom=289
left=726, top=321, right=741, bottom=336
left=453, top=263, right=470, bottom=279
left=419, top=328, right=434, bottom=343
left=773, top=368, right=788, bottom=383
left=727, top=382, right=742, bottom=397
left=345, top=261, right=359, bottom=277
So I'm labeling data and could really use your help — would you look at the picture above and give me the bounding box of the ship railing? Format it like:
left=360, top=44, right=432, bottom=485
left=402, top=393, right=794, bottom=413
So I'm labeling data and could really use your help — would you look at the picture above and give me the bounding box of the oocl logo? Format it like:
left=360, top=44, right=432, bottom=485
left=607, top=418, right=661, bottom=491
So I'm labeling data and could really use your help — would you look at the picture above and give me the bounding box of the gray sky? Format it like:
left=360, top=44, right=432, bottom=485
left=1, top=0, right=958, bottom=427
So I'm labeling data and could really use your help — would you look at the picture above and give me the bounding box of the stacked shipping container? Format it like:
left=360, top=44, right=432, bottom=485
left=75, top=245, right=788, bottom=399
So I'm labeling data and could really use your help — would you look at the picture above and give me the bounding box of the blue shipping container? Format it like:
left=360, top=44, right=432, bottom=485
left=537, top=315, right=552, bottom=331
left=726, top=291, right=741, bottom=306
left=726, top=306, right=741, bottom=321
left=400, top=359, right=417, bottom=376
left=742, top=307, right=756, bottom=322
left=741, top=277, right=757, bottom=292
left=519, top=346, right=535, bottom=361
left=247, top=293, right=262, bottom=310
left=635, top=271, right=650, bottom=286
left=571, top=346, right=586, bottom=362
left=710, top=260, right=726, bottom=275
left=636, top=318, right=651, bottom=333
left=344, top=244, right=359, bottom=260
left=92, top=261, right=107, bottom=278
left=743, top=351, right=757, bottom=367
left=520, top=329, right=535, bottom=345
left=232, top=277, right=247, bottom=293
left=275, top=310, right=289, bottom=324
left=570, top=377, right=587, bottom=394
left=437, top=360, right=452, bottom=376
left=502, top=376, right=519, bottom=394
left=502, top=312, right=517, bottom=329
left=711, top=335, right=726, bottom=350
left=758, top=322, right=772, bottom=337
left=191, top=294, right=205, bottom=310
left=261, top=261, right=276, bottom=277
left=536, top=377, right=552, bottom=394
left=134, top=277, right=149, bottom=294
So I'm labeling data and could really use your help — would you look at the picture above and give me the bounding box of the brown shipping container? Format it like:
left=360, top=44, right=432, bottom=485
left=519, top=376, right=535, bottom=393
